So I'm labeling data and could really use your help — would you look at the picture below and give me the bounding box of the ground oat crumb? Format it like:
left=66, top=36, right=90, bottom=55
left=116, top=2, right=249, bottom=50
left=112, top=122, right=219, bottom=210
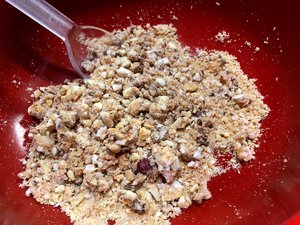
left=19, top=24, right=270, bottom=225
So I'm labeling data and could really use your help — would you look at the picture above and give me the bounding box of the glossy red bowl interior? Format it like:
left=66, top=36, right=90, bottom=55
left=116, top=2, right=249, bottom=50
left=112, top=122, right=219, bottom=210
left=1, top=0, right=300, bottom=224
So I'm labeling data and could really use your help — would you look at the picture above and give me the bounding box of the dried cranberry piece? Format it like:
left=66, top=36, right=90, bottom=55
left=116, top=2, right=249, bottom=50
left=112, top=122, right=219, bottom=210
left=137, top=158, right=152, bottom=174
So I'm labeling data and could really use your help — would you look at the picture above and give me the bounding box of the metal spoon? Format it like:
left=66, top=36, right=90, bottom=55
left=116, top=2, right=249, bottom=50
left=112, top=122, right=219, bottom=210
left=5, top=0, right=120, bottom=79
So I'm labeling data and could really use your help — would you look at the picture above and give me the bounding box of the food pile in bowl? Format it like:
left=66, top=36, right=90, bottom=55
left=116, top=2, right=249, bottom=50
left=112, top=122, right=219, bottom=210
left=19, top=24, right=269, bottom=225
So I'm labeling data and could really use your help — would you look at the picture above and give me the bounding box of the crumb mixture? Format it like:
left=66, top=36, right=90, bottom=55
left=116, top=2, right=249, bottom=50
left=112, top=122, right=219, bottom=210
left=19, top=24, right=270, bottom=225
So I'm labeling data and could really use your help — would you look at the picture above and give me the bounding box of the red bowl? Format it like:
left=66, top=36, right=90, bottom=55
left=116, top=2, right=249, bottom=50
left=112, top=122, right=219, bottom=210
left=1, top=0, right=300, bottom=224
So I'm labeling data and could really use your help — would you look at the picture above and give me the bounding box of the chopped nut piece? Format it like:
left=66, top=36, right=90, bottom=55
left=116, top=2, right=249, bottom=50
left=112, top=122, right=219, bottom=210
left=192, top=188, right=212, bottom=203
left=125, top=170, right=135, bottom=181
left=132, top=201, right=145, bottom=214
left=100, top=111, right=114, bottom=128
left=107, top=143, right=121, bottom=153
left=167, top=42, right=177, bottom=49
left=184, top=82, right=198, bottom=92
left=51, top=147, right=58, bottom=156
left=34, top=135, right=55, bottom=149
left=233, top=94, right=250, bottom=107
left=120, top=57, right=131, bottom=68
left=172, top=117, right=188, bottom=129
left=96, top=126, right=107, bottom=139
left=236, top=147, right=254, bottom=161
left=161, top=183, right=183, bottom=201
left=154, top=146, right=180, bottom=183
left=152, top=125, right=169, bottom=142
left=178, top=195, right=192, bottom=208
left=155, top=77, right=166, bottom=86
left=127, top=49, right=139, bottom=61
left=84, top=164, right=96, bottom=172
left=122, top=86, right=139, bottom=99
left=193, top=72, right=203, bottom=81
left=60, top=110, right=77, bottom=127
left=248, top=130, right=259, bottom=140
left=67, top=170, right=75, bottom=181
left=116, top=67, right=132, bottom=76
left=28, top=103, right=46, bottom=119
left=128, top=98, right=151, bottom=116
left=193, top=150, right=202, bottom=160
left=149, top=96, right=174, bottom=120
left=107, top=128, right=125, bottom=140
left=112, top=84, right=123, bottom=92
left=123, top=190, right=137, bottom=201
left=148, top=184, right=160, bottom=201
left=130, top=153, right=140, bottom=162
left=92, top=154, right=99, bottom=164
left=55, top=185, right=65, bottom=193
left=139, top=127, right=151, bottom=140
left=179, top=143, right=197, bottom=161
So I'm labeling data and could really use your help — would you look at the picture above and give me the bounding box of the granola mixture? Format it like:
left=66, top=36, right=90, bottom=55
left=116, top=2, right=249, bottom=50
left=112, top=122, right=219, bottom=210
left=19, top=24, right=270, bottom=225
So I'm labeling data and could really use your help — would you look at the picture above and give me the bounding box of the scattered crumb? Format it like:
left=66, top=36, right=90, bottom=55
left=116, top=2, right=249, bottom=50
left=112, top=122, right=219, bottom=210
left=254, top=47, right=260, bottom=53
left=264, top=37, right=269, bottom=44
left=171, top=15, right=178, bottom=21
left=26, top=87, right=33, bottom=92
left=0, top=119, right=8, bottom=131
left=245, top=41, right=252, bottom=47
left=215, top=31, right=230, bottom=43
left=215, top=2, right=221, bottom=6
left=12, top=79, right=21, bottom=87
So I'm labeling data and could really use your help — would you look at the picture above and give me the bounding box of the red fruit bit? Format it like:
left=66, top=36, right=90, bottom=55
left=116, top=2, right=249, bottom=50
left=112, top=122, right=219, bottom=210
left=137, top=158, right=152, bottom=174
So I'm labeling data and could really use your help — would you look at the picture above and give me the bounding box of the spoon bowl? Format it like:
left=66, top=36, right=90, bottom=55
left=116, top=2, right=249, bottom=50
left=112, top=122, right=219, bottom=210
left=5, top=0, right=120, bottom=79
left=66, top=25, right=121, bottom=79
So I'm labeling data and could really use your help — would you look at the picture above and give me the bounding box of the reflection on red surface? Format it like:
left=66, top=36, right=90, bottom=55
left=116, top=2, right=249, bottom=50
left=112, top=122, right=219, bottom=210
left=285, top=212, right=300, bottom=225
left=13, top=114, right=27, bottom=154
left=0, top=0, right=300, bottom=225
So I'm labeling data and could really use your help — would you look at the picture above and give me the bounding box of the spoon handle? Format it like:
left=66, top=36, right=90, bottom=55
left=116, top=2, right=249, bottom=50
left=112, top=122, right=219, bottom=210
left=5, top=0, right=75, bottom=42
